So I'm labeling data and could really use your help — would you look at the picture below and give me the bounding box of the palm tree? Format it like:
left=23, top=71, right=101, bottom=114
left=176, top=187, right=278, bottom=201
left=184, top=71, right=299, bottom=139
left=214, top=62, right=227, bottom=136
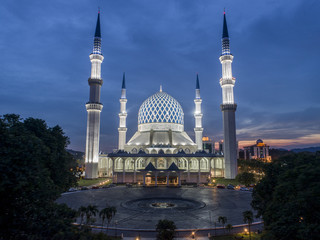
left=105, top=206, right=117, bottom=234
left=243, top=210, right=254, bottom=240
left=78, top=206, right=87, bottom=227
left=99, top=208, right=109, bottom=231
left=226, top=224, right=233, bottom=235
left=218, top=216, right=227, bottom=233
left=85, top=204, right=99, bottom=225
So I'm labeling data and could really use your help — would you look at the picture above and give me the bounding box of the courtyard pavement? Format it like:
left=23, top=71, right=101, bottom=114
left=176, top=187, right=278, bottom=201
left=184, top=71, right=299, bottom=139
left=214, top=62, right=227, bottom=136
left=58, top=186, right=258, bottom=230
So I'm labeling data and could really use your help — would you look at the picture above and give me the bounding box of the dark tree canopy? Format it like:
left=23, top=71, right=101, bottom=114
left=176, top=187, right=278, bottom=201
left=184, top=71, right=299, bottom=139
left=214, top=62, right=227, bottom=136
left=251, top=153, right=320, bottom=240
left=156, top=219, right=176, bottom=240
left=0, top=114, right=78, bottom=239
left=236, top=172, right=255, bottom=186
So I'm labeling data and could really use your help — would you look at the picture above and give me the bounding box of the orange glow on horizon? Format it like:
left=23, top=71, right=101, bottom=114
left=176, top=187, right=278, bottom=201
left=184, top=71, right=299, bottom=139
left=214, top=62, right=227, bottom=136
left=238, top=134, right=320, bottom=149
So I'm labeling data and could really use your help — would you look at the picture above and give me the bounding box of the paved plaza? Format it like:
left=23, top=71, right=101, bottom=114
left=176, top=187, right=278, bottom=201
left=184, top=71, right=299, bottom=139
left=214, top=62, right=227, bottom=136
left=58, top=186, right=257, bottom=230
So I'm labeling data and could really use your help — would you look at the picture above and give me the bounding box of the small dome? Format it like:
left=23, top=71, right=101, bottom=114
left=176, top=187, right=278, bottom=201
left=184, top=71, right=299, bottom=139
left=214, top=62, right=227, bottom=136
left=138, top=91, right=184, bottom=125
left=256, top=139, right=263, bottom=144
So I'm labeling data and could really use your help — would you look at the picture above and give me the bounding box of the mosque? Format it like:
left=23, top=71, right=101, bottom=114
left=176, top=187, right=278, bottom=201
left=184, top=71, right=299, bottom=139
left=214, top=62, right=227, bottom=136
left=84, top=11, right=238, bottom=185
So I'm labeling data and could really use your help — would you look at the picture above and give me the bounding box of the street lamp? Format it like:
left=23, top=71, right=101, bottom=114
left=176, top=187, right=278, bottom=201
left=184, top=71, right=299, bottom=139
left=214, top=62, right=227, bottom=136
left=192, top=231, right=195, bottom=239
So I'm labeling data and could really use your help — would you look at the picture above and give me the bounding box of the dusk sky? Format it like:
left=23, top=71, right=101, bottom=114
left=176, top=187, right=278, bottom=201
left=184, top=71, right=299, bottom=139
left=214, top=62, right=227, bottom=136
left=1, top=0, right=319, bottom=152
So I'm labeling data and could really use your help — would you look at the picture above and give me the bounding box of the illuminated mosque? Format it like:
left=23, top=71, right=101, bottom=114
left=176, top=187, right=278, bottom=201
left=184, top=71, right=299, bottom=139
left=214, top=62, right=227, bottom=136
left=84, top=11, right=238, bottom=185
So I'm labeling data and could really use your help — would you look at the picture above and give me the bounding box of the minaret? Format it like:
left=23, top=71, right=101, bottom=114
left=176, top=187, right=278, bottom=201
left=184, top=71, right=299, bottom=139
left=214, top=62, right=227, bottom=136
left=85, top=11, right=104, bottom=179
left=118, top=73, right=127, bottom=150
left=194, top=74, right=203, bottom=151
left=219, top=11, right=237, bottom=179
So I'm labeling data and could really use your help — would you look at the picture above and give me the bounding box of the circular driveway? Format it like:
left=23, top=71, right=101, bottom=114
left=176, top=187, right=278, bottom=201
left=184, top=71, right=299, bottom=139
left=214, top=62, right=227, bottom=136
left=58, top=186, right=256, bottom=229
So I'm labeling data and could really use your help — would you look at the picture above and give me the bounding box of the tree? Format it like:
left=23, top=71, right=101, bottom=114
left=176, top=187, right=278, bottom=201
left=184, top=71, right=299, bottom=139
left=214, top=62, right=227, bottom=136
left=218, top=216, right=227, bottom=233
left=226, top=224, right=233, bottom=234
left=251, top=153, right=320, bottom=239
left=243, top=210, right=253, bottom=240
left=99, top=208, right=108, bottom=230
left=236, top=172, right=255, bottom=186
left=101, top=206, right=117, bottom=234
left=78, top=206, right=88, bottom=226
left=156, top=219, right=176, bottom=240
left=85, top=204, right=99, bottom=225
left=0, top=114, right=79, bottom=239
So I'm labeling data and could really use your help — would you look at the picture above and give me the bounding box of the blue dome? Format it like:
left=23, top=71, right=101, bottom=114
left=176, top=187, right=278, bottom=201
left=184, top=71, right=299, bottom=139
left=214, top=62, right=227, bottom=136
left=138, top=91, right=184, bottom=125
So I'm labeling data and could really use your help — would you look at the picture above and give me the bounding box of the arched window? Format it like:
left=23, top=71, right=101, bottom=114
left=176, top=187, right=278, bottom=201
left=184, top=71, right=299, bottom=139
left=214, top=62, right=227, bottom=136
left=115, top=159, right=123, bottom=169
left=200, top=159, right=208, bottom=169
left=158, top=158, right=166, bottom=169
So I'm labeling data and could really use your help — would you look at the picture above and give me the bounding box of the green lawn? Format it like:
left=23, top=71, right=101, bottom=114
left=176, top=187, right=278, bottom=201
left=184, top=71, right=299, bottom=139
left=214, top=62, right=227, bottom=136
left=210, top=232, right=263, bottom=240
left=78, top=177, right=110, bottom=187
left=212, top=177, right=241, bottom=186
left=210, top=233, right=262, bottom=240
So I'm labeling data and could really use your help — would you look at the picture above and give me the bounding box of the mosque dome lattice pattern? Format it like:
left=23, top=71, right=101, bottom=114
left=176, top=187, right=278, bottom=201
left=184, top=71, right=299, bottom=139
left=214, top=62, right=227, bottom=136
left=138, top=92, right=184, bottom=125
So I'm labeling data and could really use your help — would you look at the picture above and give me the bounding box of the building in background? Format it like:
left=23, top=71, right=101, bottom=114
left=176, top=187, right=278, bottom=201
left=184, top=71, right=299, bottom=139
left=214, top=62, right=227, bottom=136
left=243, top=139, right=272, bottom=162
left=218, top=140, right=224, bottom=155
left=202, top=136, right=215, bottom=153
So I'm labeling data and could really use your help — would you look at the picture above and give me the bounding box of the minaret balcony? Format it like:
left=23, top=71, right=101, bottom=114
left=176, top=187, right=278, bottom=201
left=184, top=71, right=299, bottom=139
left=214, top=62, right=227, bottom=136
left=89, top=54, right=104, bottom=62
left=194, top=113, right=203, bottom=118
left=220, top=78, right=235, bottom=86
left=86, top=102, right=103, bottom=111
left=88, top=78, right=103, bottom=86
left=220, top=103, right=237, bottom=111
left=219, top=55, right=234, bottom=62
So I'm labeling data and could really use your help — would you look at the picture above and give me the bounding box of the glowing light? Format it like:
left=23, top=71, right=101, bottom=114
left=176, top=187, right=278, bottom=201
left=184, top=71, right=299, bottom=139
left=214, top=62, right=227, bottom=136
left=202, top=136, right=210, bottom=141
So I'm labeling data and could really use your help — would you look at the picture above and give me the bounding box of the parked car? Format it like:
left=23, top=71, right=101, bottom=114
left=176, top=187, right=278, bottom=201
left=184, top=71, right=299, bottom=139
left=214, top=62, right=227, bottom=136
left=102, top=185, right=110, bottom=188
left=80, top=186, right=89, bottom=191
left=68, top=187, right=77, bottom=192
left=240, top=187, right=249, bottom=191
left=92, top=186, right=100, bottom=189
left=227, top=184, right=235, bottom=190
left=109, top=184, right=116, bottom=188
left=217, top=184, right=226, bottom=189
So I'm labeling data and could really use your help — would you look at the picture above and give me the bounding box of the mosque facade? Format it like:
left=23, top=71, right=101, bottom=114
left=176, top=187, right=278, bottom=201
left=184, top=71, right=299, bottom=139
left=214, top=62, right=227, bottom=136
left=84, top=11, right=238, bottom=184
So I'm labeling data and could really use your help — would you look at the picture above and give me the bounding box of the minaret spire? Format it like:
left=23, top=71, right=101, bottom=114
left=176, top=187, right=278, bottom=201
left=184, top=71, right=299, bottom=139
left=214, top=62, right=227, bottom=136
left=219, top=10, right=238, bottom=179
left=121, top=72, right=126, bottom=98
left=196, top=73, right=200, bottom=90
left=118, top=73, right=128, bottom=150
left=85, top=12, right=104, bottom=179
left=122, top=72, right=126, bottom=89
left=93, top=11, right=102, bottom=54
left=222, top=10, right=229, bottom=38
left=194, top=74, right=203, bottom=151
left=222, top=10, right=230, bottom=56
